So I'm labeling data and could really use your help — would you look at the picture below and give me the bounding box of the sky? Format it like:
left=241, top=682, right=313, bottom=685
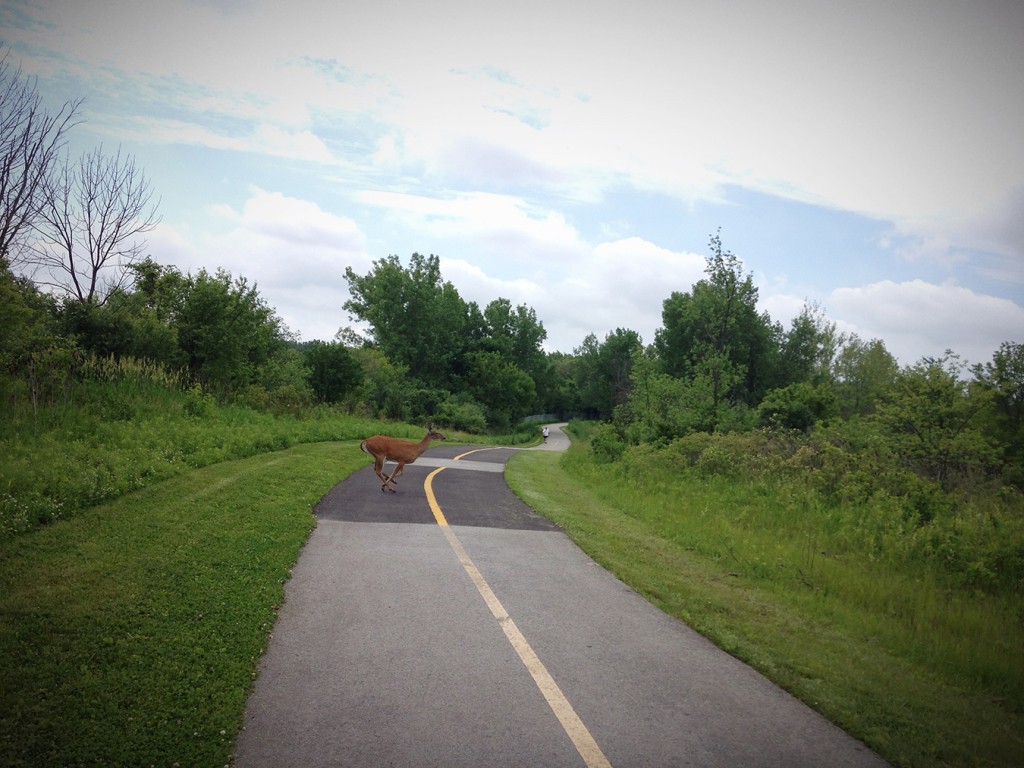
left=2, top=0, right=1022, bottom=368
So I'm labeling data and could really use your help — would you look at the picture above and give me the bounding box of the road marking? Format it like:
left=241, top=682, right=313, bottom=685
left=424, top=467, right=613, bottom=768
left=452, top=447, right=502, bottom=460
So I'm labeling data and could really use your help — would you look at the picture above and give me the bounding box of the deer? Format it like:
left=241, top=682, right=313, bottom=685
left=359, top=427, right=447, bottom=493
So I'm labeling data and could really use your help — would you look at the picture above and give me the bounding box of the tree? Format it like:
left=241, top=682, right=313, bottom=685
left=574, top=328, right=642, bottom=420
left=757, top=381, right=837, bottom=431
left=973, top=341, right=1024, bottom=482
left=779, top=302, right=844, bottom=386
left=344, top=253, right=469, bottom=387
left=481, top=298, right=547, bottom=373
left=174, top=268, right=285, bottom=393
left=0, top=255, right=56, bottom=386
left=31, top=145, right=160, bottom=304
left=833, top=335, right=898, bottom=418
left=464, top=350, right=536, bottom=429
left=0, top=47, right=80, bottom=266
left=877, top=353, right=995, bottom=489
left=654, top=231, right=777, bottom=413
left=304, top=340, right=363, bottom=404
left=619, top=346, right=693, bottom=441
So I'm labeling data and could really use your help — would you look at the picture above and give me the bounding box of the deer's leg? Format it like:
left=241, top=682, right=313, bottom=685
left=385, top=462, right=405, bottom=489
left=373, top=457, right=391, bottom=491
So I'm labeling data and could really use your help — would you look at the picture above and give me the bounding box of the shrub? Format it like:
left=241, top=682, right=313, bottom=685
left=437, top=396, right=488, bottom=433
left=591, top=423, right=626, bottom=463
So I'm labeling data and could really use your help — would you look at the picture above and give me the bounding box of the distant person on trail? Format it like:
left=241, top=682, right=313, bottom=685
left=542, top=426, right=550, bottom=444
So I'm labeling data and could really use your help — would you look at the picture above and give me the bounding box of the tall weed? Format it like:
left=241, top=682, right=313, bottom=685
left=0, top=377, right=389, bottom=539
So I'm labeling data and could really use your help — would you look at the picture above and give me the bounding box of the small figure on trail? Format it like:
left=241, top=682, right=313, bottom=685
left=542, top=425, right=550, bottom=444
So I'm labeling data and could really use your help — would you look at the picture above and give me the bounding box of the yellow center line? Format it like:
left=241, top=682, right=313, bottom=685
left=452, top=447, right=502, bottom=461
left=424, top=467, right=613, bottom=768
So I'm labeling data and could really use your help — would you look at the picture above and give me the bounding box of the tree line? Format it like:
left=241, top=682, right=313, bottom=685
left=2, top=44, right=1021, bottom=493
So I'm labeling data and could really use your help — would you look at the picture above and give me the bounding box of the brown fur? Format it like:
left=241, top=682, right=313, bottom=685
left=360, top=427, right=446, bottom=492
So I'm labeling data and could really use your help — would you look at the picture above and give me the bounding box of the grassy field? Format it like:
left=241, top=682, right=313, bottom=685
left=505, top=438, right=1024, bottom=768
left=0, top=441, right=365, bottom=767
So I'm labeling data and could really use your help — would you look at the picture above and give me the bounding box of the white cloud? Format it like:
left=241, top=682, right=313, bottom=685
left=829, top=280, right=1024, bottom=367
left=4, top=0, right=1021, bottom=364
left=357, top=190, right=586, bottom=265
left=152, top=189, right=371, bottom=339
left=442, top=237, right=705, bottom=352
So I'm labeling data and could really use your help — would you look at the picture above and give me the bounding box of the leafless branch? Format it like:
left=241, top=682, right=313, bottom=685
left=0, top=46, right=81, bottom=266
left=31, top=144, right=161, bottom=304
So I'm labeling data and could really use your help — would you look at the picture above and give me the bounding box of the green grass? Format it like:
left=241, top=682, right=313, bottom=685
left=505, top=443, right=1024, bottom=768
left=0, top=441, right=365, bottom=767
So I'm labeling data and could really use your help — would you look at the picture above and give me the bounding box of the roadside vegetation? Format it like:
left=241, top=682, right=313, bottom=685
left=2, top=50, right=1022, bottom=766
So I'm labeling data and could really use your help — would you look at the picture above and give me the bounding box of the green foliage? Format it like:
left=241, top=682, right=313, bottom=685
left=437, top=394, right=488, bottom=433
left=833, top=334, right=899, bottom=417
left=608, top=425, right=1024, bottom=597
left=974, top=340, right=1024, bottom=483
left=0, top=374, right=386, bottom=539
left=344, top=253, right=469, bottom=387
left=778, top=302, right=842, bottom=386
left=757, top=381, right=837, bottom=430
left=590, top=422, right=626, bottom=463
left=877, top=353, right=997, bottom=489
left=175, top=268, right=286, bottom=392
left=349, top=347, right=412, bottom=420
left=573, top=328, right=643, bottom=419
left=343, top=254, right=553, bottom=426
left=303, top=340, right=363, bottom=403
left=464, top=350, right=536, bottom=430
left=654, top=231, right=779, bottom=413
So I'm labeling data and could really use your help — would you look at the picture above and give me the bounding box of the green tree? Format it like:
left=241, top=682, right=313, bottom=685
left=350, top=347, right=410, bottom=420
left=304, top=341, right=363, bottom=404
left=464, top=350, right=536, bottom=429
left=344, top=254, right=469, bottom=387
left=175, top=269, right=285, bottom=393
left=973, top=341, right=1024, bottom=482
left=654, top=232, right=777, bottom=415
left=779, top=302, right=843, bottom=386
left=574, top=329, right=642, bottom=420
left=478, top=297, right=550, bottom=413
left=0, top=256, right=56, bottom=401
left=619, top=347, right=694, bottom=441
left=543, top=351, right=582, bottom=418
left=833, top=335, right=898, bottom=418
left=877, top=353, right=995, bottom=490
left=481, top=298, right=547, bottom=372
left=757, top=381, right=837, bottom=431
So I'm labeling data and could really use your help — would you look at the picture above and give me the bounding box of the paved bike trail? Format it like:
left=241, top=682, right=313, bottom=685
left=233, top=425, right=888, bottom=767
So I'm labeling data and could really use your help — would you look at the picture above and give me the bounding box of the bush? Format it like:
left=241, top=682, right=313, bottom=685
left=437, top=396, right=487, bottom=433
left=591, top=423, right=626, bottom=463
left=758, top=382, right=837, bottom=431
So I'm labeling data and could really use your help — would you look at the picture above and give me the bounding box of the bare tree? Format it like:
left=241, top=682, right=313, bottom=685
left=32, top=144, right=161, bottom=304
left=0, top=46, right=81, bottom=266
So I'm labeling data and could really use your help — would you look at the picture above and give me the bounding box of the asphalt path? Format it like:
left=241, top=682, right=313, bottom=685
left=234, top=424, right=888, bottom=767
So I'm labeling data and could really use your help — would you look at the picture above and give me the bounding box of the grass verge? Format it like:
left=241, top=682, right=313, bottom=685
left=506, top=446, right=1024, bottom=768
left=0, top=441, right=366, bottom=767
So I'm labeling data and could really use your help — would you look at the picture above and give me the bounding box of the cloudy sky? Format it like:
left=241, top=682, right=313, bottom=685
left=3, top=0, right=1022, bottom=366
